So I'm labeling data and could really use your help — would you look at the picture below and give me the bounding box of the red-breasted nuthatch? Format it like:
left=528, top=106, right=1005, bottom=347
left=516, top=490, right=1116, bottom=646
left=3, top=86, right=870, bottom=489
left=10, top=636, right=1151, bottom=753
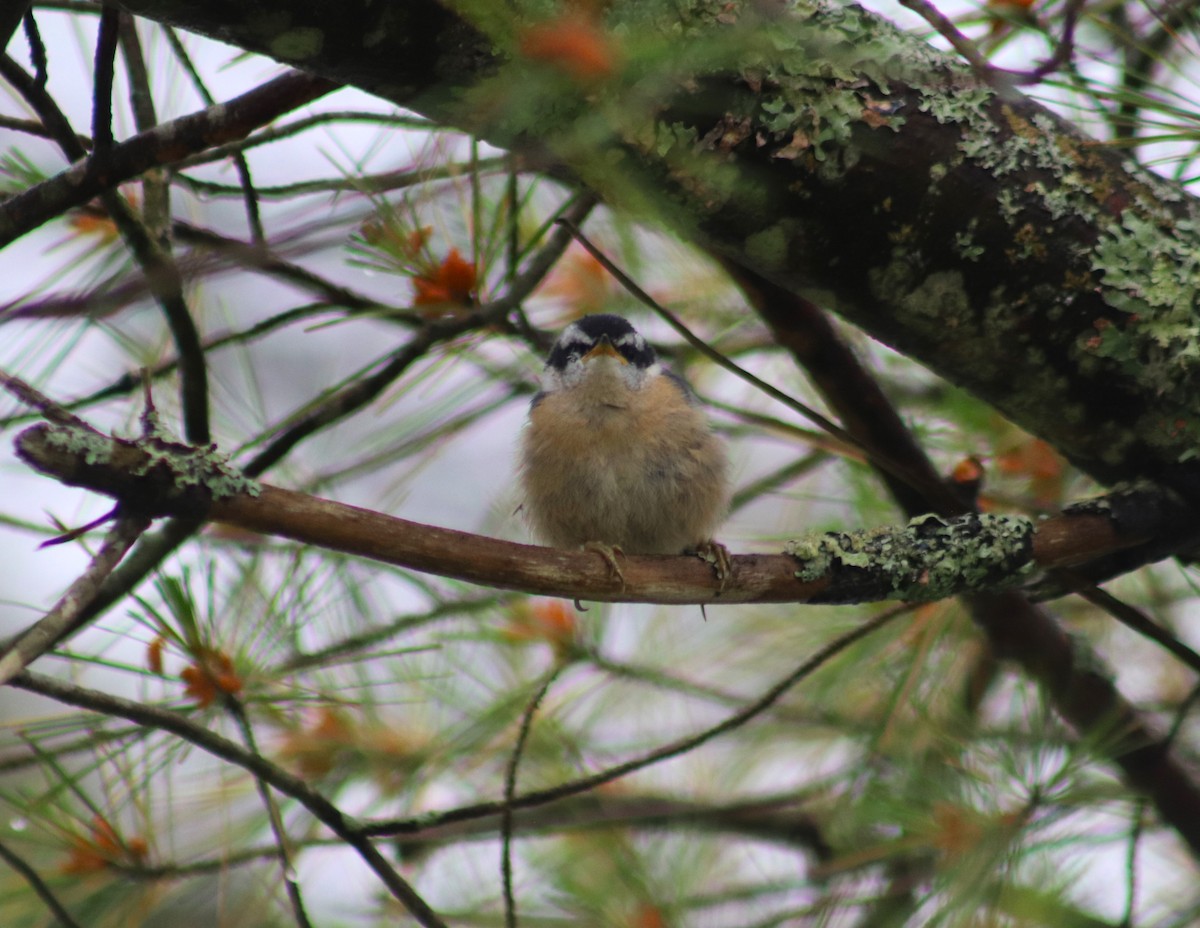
left=519, top=314, right=730, bottom=577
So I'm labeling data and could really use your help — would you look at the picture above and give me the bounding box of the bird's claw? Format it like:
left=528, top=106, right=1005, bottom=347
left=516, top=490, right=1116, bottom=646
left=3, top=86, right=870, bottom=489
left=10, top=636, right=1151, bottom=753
left=693, top=540, right=732, bottom=592
left=584, top=541, right=626, bottom=589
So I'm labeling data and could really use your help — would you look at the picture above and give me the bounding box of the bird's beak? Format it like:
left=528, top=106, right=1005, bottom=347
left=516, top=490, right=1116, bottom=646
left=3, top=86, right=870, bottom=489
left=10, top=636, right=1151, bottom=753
left=582, top=336, right=626, bottom=364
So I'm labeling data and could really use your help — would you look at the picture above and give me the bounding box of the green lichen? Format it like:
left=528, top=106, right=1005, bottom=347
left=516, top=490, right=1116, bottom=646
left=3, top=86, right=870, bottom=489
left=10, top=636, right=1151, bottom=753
left=43, top=423, right=260, bottom=502
left=1085, top=212, right=1200, bottom=456
left=43, top=423, right=117, bottom=467
left=953, top=224, right=984, bottom=261
left=745, top=222, right=792, bottom=270
left=918, top=84, right=994, bottom=127
left=269, top=27, right=324, bottom=61
left=867, top=259, right=998, bottom=371
left=137, top=440, right=261, bottom=500
left=948, top=96, right=1135, bottom=253
left=786, top=513, right=1036, bottom=602
left=896, top=269, right=969, bottom=323
left=705, top=0, right=986, bottom=179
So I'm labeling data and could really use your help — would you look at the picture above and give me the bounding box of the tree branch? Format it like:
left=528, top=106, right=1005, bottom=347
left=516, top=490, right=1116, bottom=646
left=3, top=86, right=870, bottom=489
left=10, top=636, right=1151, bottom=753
left=10, top=419, right=1190, bottom=606
left=0, top=68, right=337, bottom=246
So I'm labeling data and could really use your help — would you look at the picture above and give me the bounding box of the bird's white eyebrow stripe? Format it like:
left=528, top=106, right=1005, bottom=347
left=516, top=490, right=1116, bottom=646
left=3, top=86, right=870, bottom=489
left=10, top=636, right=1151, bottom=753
left=557, top=324, right=590, bottom=346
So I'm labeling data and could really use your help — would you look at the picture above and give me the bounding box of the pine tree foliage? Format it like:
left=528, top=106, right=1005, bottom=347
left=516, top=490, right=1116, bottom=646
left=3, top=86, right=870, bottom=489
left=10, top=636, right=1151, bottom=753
left=1, top=1, right=1199, bottom=925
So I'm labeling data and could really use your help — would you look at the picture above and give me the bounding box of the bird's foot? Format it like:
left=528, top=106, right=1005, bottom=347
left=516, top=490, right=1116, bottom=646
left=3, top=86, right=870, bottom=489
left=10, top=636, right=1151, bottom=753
left=692, top=540, right=732, bottom=592
left=583, top=541, right=626, bottom=590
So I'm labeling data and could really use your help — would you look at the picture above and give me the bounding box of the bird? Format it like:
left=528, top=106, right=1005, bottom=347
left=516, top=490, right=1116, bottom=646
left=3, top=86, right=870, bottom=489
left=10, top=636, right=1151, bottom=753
left=519, top=313, right=730, bottom=584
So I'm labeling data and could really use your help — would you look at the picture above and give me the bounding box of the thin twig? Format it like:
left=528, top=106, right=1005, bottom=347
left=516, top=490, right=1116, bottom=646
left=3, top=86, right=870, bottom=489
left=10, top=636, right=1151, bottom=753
left=0, top=514, right=149, bottom=685
left=896, top=0, right=993, bottom=77
left=22, top=9, right=47, bottom=87
left=502, top=667, right=564, bottom=928
left=164, top=25, right=265, bottom=244
left=1005, top=0, right=1086, bottom=85
left=226, top=699, right=314, bottom=928
left=1069, top=580, right=1200, bottom=676
left=0, top=112, right=89, bottom=145
left=117, top=12, right=170, bottom=245
left=0, top=837, right=85, bottom=928
left=0, top=366, right=91, bottom=427
left=91, top=5, right=119, bottom=159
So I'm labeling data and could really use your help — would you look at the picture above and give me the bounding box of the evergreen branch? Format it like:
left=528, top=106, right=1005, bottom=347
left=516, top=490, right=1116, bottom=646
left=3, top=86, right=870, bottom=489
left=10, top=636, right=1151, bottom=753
left=9, top=670, right=450, bottom=928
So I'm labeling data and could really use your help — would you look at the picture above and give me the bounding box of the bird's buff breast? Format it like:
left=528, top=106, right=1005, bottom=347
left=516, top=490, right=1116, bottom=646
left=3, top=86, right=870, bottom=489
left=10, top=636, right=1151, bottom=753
left=519, top=375, right=727, bottom=554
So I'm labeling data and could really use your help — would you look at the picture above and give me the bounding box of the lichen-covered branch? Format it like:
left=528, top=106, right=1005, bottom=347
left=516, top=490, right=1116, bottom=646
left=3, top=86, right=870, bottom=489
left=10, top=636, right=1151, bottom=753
left=789, top=513, right=1035, bottom=603
left=12, top=422, right=1190, bottom=606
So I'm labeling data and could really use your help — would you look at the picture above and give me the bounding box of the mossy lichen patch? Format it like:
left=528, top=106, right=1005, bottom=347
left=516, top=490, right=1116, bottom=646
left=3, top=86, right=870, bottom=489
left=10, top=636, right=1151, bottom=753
left=40, top=423, right=260, bottom=503
left=787, top=512, right=1035, bottom=602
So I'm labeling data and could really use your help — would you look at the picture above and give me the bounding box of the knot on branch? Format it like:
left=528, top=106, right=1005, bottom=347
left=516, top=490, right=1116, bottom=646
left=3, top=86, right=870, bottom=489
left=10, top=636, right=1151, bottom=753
left=787, top=512, right=1036, bottom=604
left=14, top=422, right=259, bottom=519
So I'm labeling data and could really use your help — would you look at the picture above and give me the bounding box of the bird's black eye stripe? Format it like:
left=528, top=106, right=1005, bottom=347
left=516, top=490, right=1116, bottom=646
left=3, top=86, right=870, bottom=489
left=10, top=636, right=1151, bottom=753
left=547, top=341, right=582, bottom=369
left=614, top=337, right=655, bottom=367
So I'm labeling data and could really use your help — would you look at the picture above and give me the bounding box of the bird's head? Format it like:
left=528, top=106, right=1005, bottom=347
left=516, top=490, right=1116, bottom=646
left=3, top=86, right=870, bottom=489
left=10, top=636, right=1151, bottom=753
left=541, top=314, right=659, bottom=395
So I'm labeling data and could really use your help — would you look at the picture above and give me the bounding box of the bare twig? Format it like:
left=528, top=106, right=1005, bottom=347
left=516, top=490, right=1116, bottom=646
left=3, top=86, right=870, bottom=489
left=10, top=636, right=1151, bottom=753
left=0, top=514, right=149, bottom=685
left=117, top=11, right=170, bottom=244
left=0, top=112, right=89, bottom=145
left=502, top=667, right=564, bottom=928
left=164, top=25, right=265, bottom=243
left=21, top=8, right=46, bottom=87
left=91, top=5, right=119, bottom=158
left=896, top=0, right=993, bottom=77
left=0, top=837, right=85, bottom=928
left=0, top=366, right=91, bottom=427
left=1005, top=0, right=1086, bottom=85
left=1070, top=581, right=1200, bottom=676
left=226, top=700, right=314, bottom=928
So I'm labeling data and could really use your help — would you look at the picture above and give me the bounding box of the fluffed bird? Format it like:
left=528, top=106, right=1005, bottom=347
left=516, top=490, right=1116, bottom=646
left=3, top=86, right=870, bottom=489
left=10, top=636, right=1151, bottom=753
left=519, top=313, right=730, bottom=581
